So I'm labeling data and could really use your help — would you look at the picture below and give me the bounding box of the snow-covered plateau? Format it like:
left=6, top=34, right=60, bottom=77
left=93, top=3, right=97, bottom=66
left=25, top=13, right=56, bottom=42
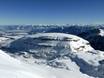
left=0, top=33, right=104, bottom=78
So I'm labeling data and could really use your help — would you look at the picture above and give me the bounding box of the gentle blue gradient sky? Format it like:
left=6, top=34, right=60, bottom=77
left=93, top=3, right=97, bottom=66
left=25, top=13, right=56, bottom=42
left=0, top=0, right=104, bottom=25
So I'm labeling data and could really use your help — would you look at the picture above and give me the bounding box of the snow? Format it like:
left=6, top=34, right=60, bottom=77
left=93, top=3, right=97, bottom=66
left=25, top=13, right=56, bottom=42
left=0, top=50, right=45, bottom=78
left=0, top=49, right=93, bottom=78
left=73, top=50, right=104, bottom=66
left=27, top=33, right=94, bottom=53
left=0, top=37, right=9, bottom=44
left=28, top=33, right=87, bottom=40
left=99, top=29, right=104, bottom=36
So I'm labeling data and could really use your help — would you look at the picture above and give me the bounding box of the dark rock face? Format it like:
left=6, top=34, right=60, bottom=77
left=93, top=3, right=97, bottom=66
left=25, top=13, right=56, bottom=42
left=78, top=29, right=104, bottom=51
left=88, top=36, right=104, bottom=51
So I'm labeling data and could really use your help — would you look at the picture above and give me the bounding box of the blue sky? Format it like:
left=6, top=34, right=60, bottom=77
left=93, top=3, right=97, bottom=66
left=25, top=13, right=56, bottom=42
left=0, top=0, right=104, bottom=25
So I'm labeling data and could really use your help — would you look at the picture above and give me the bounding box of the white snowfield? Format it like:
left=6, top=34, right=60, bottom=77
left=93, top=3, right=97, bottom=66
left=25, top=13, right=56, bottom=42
left=0, top=50, right=46, bottom=78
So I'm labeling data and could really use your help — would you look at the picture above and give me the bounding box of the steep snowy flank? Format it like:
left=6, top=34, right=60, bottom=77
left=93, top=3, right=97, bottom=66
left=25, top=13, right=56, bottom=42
left=0, top=50, right=46, bottom=78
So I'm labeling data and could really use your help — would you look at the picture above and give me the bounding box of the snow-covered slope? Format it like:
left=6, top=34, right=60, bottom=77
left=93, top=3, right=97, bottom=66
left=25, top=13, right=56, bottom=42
left=0, top=49, right=92, bottom=78
left=1, top=33, right=104, bottom=78
left=0, top=50, right=46, bottom=78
